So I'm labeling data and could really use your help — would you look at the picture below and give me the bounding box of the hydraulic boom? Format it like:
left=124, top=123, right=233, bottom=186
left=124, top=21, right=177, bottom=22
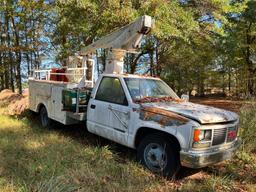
left=80, top=15, right=153, bottom=74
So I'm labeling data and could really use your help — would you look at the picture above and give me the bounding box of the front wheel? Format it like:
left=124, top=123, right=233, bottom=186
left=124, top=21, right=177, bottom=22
left=137, top=134, right=180, bottom=179
left=39, top=106, right=53, bottom=128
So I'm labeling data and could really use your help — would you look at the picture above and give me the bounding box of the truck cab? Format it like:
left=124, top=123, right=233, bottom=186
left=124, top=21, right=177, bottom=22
left=86, top=74, right=241, bottom=178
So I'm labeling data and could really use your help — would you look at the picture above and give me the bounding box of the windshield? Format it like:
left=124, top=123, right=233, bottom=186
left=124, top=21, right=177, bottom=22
left=124, top=78, right=180, bottom=103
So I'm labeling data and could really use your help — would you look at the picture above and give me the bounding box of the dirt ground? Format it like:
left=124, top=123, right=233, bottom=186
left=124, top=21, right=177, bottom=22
left=0, top=89, right=28, bottom=115
left=190, top=97, right=244, bottom=112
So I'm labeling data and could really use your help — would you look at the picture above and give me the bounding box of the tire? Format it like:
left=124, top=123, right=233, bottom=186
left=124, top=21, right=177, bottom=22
left=39, top=106, right=53, bottom=128
left=137, top=133, right=180, bottom=179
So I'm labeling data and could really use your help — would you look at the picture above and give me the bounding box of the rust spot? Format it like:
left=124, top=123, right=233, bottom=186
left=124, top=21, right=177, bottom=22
left=142, top=107, right=189, bottom=123
left=134, top=96, right=184, bottom=104
left=140, top=107, right=189, bottom=127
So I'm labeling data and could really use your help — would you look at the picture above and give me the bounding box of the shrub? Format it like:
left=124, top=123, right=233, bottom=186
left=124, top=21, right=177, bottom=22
left=239, top=102, right=256, bottom=152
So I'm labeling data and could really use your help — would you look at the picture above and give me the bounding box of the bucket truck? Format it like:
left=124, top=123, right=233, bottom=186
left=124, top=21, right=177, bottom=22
left=29, top=15, right=241, bottom=178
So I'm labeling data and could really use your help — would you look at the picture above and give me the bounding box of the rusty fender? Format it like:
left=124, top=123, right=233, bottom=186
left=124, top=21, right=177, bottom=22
left=140, top=107, right=189, bottom=127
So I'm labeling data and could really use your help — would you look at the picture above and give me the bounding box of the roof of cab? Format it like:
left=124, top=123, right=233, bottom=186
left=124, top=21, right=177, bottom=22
left=101, top=73, right=160, bottom=80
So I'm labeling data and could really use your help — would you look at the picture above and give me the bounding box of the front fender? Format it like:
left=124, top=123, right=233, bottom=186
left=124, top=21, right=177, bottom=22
left=130, top=120, right=192, bottom=150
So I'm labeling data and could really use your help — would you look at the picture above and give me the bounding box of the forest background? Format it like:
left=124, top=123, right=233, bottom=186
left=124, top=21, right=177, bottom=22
left=1, top=0, right=256, bottom=97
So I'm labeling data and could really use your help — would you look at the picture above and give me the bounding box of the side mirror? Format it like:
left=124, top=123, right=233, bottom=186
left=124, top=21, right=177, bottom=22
left=181, top=94, right=189, bottom=102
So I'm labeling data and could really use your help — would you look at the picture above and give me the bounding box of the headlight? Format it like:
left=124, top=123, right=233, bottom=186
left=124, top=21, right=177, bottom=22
left=193, top=129, right=212, bottom=148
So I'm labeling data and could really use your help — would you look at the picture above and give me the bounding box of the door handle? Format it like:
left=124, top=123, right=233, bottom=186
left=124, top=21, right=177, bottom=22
left=90, top=104, right=96, bottom=109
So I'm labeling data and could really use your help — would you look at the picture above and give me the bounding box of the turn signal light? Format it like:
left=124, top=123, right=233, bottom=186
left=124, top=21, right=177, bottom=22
left=193, top=129, right=200, bottom=142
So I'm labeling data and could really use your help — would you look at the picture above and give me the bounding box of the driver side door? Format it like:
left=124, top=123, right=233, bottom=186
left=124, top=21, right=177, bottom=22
left=87, top=77, right=130, bottom=146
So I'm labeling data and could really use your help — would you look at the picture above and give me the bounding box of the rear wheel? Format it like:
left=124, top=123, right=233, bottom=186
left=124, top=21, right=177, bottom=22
left=39, top=106, right=53, bottom=128
left=137, top=133, right=180, bottom=179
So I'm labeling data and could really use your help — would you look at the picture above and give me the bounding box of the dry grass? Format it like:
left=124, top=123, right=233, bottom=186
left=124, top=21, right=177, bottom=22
left=0, top=89, right=22, bottom=107
left=0, top=98, right=255, bottom=191
left=8, top=97, right=29, bottom=116
left=0, top=112, right=162, bottom=192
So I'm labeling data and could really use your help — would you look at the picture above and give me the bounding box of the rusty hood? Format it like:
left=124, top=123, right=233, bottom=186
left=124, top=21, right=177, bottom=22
left=141, top=101, right=238, bottom=124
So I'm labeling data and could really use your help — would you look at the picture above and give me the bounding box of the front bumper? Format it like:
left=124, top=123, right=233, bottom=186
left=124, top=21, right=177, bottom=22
left=180, top=138, right=241, bottom=168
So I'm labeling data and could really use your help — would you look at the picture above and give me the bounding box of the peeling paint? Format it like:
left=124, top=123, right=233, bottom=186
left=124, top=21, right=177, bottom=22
left=140, top=107, right=189, bottom=127
left=140, top=102, right=238, bottom=124
left=134, top=96, right=184, bottom=104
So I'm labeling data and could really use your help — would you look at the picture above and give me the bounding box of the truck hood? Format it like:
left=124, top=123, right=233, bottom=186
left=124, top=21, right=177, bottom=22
left=141, top=101, right=238, bottom=124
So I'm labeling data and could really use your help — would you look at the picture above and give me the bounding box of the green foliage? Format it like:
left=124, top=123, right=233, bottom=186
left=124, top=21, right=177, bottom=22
left=2, top=0, right=256, bottom=96
left=53, top=0, right=139, bottom=62
left=239, top=102, right=256, bottom=152
left=223, top=0, right=256, bottom=95
left=141, top=0, right=198, bottom=40
left=155, top=0, right=256, bottom=96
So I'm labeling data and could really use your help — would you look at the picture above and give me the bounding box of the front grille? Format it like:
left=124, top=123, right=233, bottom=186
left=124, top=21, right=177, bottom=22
left=212, top=128, right=227, bottom=146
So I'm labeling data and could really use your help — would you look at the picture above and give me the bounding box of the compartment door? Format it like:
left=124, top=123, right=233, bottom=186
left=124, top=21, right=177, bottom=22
left=52, top=86, right=66, bottom=123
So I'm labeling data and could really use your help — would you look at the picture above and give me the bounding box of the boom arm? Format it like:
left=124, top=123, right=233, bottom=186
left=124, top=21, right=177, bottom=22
left=80, top=15, right=153, bottom=74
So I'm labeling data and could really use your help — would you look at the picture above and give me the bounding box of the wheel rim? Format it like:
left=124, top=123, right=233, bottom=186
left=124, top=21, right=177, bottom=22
left=144, top=143, right=167, bottom=173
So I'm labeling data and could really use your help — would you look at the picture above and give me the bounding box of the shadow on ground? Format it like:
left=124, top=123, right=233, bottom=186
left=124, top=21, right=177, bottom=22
left=38, top=116, right=204, bottom=180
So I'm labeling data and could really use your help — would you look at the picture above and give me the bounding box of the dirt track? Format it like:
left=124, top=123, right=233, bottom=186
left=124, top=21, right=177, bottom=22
left=191, top=98, right=243, bottom=112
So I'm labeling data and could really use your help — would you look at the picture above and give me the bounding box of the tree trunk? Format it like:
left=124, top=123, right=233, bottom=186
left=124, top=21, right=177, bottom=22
left=149, top=51, right=154, bottom=76
left=155, top=39, right=161, bottom=76
left=245, top=47, right=255, bottom=95
left=197, top=66, right=205, bottom=96
left=0, top=53, right=2, bottom=90
left=4, top=66, right=9, bottom=89
left=11, top=17, right=22, bottom=94
left=96, top=49, right=100, bottom=76
left=16, top=52, right=22, bottom=94
left=0, top=75, right=4, bottom=91
left=245, top=22, right=255, bottom=95
left=6, top=16, right=15, bottom=92
left=130, top=51, right=147, bottom=74
left=25, top=24, right=30, bottom=76
left=102, top=49, right=107, bottom=72
left=228, top=67, right=231, bottom=92
left=222, top=73, right=225, bottom=94
left=247, top=65, right=254, bottom=95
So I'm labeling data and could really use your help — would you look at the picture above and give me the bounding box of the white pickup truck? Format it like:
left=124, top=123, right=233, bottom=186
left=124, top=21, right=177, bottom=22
left=29, top=72, right=241, bottom=178
left=29, top=15, right=240, bottom=178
